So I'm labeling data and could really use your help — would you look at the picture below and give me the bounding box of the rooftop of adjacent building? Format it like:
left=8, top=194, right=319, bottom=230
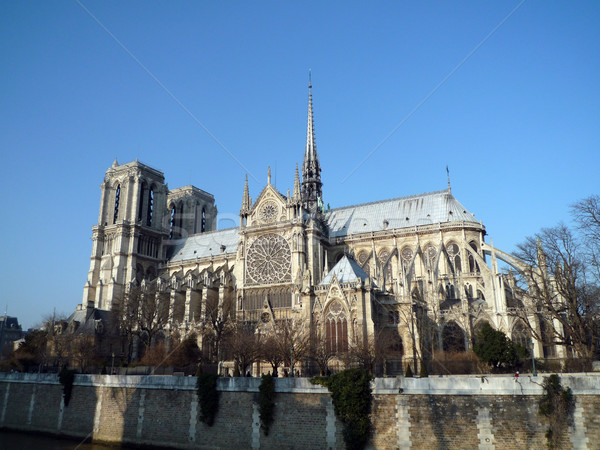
left=0, top=316, right=21, bottom=330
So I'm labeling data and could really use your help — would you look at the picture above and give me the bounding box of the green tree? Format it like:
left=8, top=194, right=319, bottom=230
left=13, top=329, right=49, bottom=371
left=473, top=323, right=526, bottom=371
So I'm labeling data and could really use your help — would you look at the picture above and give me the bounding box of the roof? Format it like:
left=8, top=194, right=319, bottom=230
left=65, top=308, right=113, bottom=334
left=320, top=255, right=369, bottom=285
left=0, top=316, right=20, bottom=329
left=326, top=190, right=479, bottom=238
left=167, top=228, right=239, bottom=262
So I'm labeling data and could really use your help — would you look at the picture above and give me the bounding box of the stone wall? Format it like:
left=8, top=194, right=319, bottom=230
left=0, top=373, right=599, bottom=449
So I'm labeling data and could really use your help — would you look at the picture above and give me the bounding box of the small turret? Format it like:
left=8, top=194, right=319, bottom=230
left=240, top=174, right=251, bottom=226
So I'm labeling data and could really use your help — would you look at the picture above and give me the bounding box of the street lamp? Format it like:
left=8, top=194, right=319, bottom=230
left=111, top=353, right=115, bottom=375
left=530, top=342, right=537, bottom=377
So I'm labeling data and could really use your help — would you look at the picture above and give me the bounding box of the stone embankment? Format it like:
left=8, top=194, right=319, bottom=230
left=1, top=372, right=598, bottom=449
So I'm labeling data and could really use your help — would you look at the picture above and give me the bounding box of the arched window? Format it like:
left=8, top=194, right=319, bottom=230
left=138, top=182, right=147, bottom=223
left=540, top=319, right=557, bottom=358
left=424, top=244, right=437, bottom=269
left=446, top=243, right=461, bottom=273
left=201, top=207, right=206, bottom=232
left=512, top=321, right=530, bottom=350
left=379, top=249, right=391, bottom=282
left=468, top=241, right=480, bottom=273
left=113, top=184, right=121, bottom=224
left=442, top=322, right=466, bottom=352
left=401, top=247, right=413, bottom=273
left=135, top=264, right=144, bottom=285
left=169, top=205, right=176, bottom=239
left=325, top=300, right=348, bottom=354
left=177, top=201, right=184, bottom=234
left=146, top=187, right=154, bottom=226
left=465, top=283, right=473, bottom=299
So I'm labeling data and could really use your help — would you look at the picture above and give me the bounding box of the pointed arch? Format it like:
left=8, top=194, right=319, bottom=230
left=511, top=320, right=530, bottom=350
left=324, top=299, right=348, bottom=354
left=442, top=321, right=466, bottom=352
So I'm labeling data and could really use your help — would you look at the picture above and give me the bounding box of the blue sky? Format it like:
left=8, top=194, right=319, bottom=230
left=1, top=1, right=598, bottom=329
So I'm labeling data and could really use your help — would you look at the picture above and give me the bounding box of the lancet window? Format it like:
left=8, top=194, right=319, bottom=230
left=325, top=300, right=348, bottom=353
left=146, top=187, right=154, bottom=226
left=446, top=243, right=461, bottom=273
left=113, top=184, right=120, bottom=224
left=138, top=182, right=147, bottom=223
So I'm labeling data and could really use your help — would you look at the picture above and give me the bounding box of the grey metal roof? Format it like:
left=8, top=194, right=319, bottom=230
left=320, top=255, right=369, bottom=285
left=326, top=190, right=479, bottom=238
left=167, top=228, right=239, bottom=263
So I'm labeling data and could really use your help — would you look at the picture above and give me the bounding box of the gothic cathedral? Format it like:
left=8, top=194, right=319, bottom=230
left=81, top=82, right=537, bottom=374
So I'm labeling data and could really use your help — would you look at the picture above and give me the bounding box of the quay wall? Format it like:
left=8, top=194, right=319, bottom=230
left=0, top=373, right=599, bottom=449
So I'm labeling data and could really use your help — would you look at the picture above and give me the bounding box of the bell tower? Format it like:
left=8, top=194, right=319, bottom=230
left=83, top=160, right=169, bottom=311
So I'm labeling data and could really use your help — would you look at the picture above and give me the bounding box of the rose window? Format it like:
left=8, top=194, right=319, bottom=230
left=446, top=243, right=459, bottom=258
left=246, top=234, right=291, bottom=284
left=259, top=201, right=278, bottom=223
left=329, top=300, right=343, bottom=315
left=357, top=251, right=368, bottom=265
left=401, top=247, right=413, bottom=264
left=378, top=249, right=390, bottom=263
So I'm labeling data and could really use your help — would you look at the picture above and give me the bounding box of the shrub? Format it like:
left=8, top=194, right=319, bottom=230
left=258, top=373, right=276, bottom=435
left=58, top=367, right=76, bottom=407
left=539, top=374, right=574, bottom=449
left=311, top=368, right=373, bottom=450
left=473, top=323, right=524, bottom=372
left=431, top=351, right=482, bottom=375
left=196, top=373, right=220, bottom=426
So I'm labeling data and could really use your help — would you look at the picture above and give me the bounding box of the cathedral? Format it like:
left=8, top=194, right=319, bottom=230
left=80, top=83, right=542, bottom=374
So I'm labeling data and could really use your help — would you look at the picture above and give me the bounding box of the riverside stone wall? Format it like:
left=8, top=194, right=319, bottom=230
left=0, top=373, right=599, bottom=449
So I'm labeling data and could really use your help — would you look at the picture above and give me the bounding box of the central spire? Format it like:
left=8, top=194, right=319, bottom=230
left=302, top=70, right=322, bottom=215
left=304, top=70, right=317, bottom=166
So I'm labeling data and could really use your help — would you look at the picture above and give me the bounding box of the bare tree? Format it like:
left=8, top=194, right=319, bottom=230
left=572, top=195, right=600, bottom=283
left=512, top=207, right=600, bottom=362
left=261, top=333, right=285, bottom=376
left=198, top=294, right=234, bottom=369
left=308, top=326, right=335, bottom=376
left=274, top=319, right=310, bottom=376
left=226, top=322, right=261, bottom=375
left=346, top=330, right=402, bottom=375
left=114, top=281, right=171, bottom=362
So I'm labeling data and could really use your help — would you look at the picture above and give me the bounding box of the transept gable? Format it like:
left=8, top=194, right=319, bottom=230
left=323, top=278, right=350, bottom=314
left=249, top=183, right=287, bottom=226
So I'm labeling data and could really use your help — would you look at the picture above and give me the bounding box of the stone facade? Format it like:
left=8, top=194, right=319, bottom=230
left=1, top=373, right=599, bottom=449
left=78, top=83, right=554, bottom=372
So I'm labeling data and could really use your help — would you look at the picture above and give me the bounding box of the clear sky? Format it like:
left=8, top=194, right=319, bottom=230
left=1, top=1, right=598, bottom=329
